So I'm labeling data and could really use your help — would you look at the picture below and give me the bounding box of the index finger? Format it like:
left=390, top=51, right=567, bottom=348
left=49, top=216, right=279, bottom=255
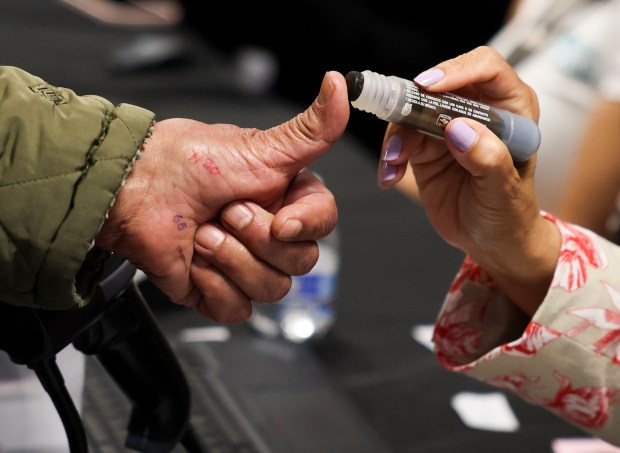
left=415, top=46, right=540, bottom=122
left=271, top=168, right=338, bottom=242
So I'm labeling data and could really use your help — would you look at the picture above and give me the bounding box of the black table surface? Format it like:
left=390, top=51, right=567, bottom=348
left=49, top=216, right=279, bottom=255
left=1, top=2, right=588, bottom=452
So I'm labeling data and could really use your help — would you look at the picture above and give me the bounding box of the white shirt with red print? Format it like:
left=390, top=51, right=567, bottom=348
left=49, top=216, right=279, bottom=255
left=434, top=211, right=620, bottom=446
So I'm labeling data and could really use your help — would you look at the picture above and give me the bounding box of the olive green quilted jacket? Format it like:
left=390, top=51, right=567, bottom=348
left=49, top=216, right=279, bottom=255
left=0, top=66, right=155, bottom=310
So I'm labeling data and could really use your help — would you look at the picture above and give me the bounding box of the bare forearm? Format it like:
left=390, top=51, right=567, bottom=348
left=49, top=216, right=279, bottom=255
left=556, top=101, right=620, bottom=238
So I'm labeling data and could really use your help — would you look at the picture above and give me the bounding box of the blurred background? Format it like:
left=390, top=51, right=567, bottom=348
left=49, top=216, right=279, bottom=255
left=0, top=1, right=597, bottom=452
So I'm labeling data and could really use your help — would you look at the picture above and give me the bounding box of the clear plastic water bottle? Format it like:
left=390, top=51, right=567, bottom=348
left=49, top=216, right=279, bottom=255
left=247, top=226, right=340, bottom=344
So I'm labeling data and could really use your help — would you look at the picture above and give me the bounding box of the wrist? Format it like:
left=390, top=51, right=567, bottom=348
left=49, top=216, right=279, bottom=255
left=95, top=122, right=159, bottom=254
left=469, top=212, right=561, bottom=316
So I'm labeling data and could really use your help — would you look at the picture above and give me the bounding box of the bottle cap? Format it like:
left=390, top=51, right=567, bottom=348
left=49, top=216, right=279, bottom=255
left=345, top=71, right=364, bottom=102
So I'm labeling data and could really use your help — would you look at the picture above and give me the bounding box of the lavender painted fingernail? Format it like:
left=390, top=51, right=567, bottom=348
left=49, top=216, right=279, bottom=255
left=381, top=135, right=403, bottom=162
left=379, top=162, right=397, bottom=184
left=414, top=68, right=445, bottom=87
left=447, top=119, right=477, bottom=152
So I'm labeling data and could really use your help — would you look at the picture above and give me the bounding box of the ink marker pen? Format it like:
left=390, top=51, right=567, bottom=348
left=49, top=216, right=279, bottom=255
left=346, top=70, right=541, bottom=162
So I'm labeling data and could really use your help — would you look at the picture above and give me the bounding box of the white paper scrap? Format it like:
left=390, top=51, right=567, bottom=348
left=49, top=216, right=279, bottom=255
left=410, top=324, right=435, bottom=351
left=552, top=438, right=620, bottom=453
left=179, top=326, right=231, bottom=343
left=451, top=392, right=520, bottom=432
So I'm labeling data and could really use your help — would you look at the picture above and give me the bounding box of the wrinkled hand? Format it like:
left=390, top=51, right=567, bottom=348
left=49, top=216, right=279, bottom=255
left=378, top=46, right=560, bottom=314
left=95, top=71, right=349, bottom=322
left=191, top=169, right=337, bottom=322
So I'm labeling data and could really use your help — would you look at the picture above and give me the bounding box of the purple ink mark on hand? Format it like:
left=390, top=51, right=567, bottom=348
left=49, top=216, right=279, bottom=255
left=173, top=214, right=187, bottom=230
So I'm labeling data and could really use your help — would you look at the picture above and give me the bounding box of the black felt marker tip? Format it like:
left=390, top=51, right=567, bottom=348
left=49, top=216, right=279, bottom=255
left=345, top=71, right=364, bottom=102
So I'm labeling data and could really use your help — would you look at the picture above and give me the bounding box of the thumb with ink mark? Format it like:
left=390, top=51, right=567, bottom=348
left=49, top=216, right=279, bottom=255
left=261, top=71, right=350, bottom=175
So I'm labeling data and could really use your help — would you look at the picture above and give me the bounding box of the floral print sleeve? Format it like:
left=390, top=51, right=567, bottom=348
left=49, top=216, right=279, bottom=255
left=433, top=211, right=620, bottom=446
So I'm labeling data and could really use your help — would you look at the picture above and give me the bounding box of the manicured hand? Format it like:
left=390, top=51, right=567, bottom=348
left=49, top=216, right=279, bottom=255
left=377, top=46, right=560, bottom=314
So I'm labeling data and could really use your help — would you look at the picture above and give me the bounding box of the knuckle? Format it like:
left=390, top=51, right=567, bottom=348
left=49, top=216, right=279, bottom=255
left=254, top=275, right=292, bottom=303
left=204, top=297, right=253, bottom=325
left=295, top=245, right=320, bottom=275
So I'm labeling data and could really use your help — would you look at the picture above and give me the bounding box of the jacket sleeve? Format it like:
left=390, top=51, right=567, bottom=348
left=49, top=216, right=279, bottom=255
left=433, top=211, right=620, bottom=446
left=0, top=66, right=155, bottom=310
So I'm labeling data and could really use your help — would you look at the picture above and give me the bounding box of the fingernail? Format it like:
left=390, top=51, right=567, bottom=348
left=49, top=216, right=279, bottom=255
left=196, top=224, right=225, bottom=249
left=224, top=203, right=254, bottom=230
left=414, top=68, right=445, bottom=87
left=278, top=219, right=302, bottom=239
left=447, top=119, right=477, bottom=152
left=379, top=161, right=397, bottom=185
left=381, top=135, right=402, bottom=162
left=317, top=72, right=335, bottom=105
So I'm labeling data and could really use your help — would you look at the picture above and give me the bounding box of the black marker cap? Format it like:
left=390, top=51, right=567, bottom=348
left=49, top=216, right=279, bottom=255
left=345, top=71, right=364, bottom=101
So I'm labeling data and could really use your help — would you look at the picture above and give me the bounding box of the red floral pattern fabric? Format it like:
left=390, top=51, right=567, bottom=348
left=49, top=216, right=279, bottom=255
left=433, top=211, right=620, bottom=445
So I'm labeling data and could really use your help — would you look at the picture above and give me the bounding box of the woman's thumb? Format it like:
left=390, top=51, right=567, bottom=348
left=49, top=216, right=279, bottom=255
left=265, top=71, right=350, bottom=172
left=445, top=118, right=521, bottom=181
